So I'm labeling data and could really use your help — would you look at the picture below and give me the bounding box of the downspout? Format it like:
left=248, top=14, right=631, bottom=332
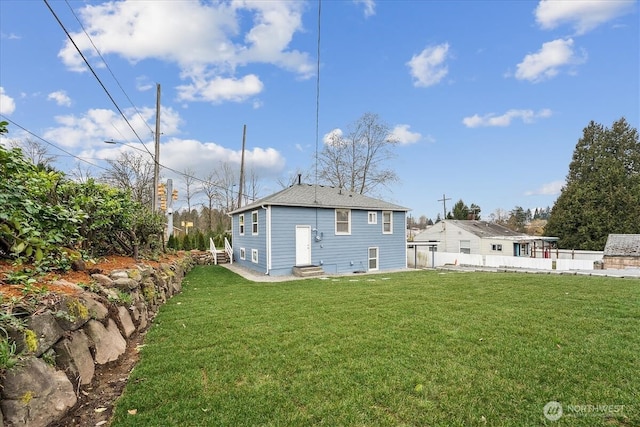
left=262, top=205, right=271, bottom=275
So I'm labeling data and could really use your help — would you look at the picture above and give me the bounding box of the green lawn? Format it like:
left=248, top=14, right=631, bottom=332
left=110, top=266, right=639, bottom=426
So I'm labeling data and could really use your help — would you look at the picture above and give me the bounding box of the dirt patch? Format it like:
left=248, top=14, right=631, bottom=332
left=50, top=331, right=145, bottom=427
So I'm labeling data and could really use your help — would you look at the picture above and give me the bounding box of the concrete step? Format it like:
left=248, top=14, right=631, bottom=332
left=292, top=265, right=324, bottom=277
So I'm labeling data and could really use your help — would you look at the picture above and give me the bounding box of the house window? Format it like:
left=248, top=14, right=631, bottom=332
left=382, top=211, right=392, bottom=234
left=240, top=247, right=246, bottom=260
left=239, top=214, right=245, bottom=235
left=368, top=247, right=379, bottom=271
left=251, top=249, right=259, bottom=263
left=251, top=211, right=259, bottom=235
left=460, top=240, right=471, bottom=254
left=491, top=244, right=503, bottom=252
left=368, top=212, right=377, bottom=224
left=335, top=209, right=351, bottom=235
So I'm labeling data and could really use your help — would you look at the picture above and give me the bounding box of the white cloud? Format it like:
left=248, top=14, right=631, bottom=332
left=42, top=106, right=182, bottom=148
left=57, top=1, right=312, bottom=104
left=152, top=138, right=286, bottom=180
left=525, top=180, right=565, bottom=196
left=135, top=76, right=154, bottom=92
left=390, top=124, right=421, bottom=145
left=1, top=33, right=21, bottom=40
left=47, top=90, right=72, bottom=107
left=354, top=0, right=376, bottom=17
left=535, top=0, right=636, bottom=35
left=176, top=74, right=264, bottom=104
left=407, top=43, right=450, bottom=87
left=323, top=128, right=344, bottom=146
left=514, top=38, right=586, bottom=82
left=463, top=109, right=552, bottom=128
left=0, top=87, right=16, bottom=115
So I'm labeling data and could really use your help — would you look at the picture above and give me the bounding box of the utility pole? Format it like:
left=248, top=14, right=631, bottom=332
left=237, top=124, right=246, bottom=209
left=153, top=83, right=161, bottom=211
left=438, top=193, right=451, bottom=219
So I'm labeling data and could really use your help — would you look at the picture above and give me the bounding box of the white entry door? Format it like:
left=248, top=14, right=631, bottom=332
left=295, top=225, right=312, bottom=266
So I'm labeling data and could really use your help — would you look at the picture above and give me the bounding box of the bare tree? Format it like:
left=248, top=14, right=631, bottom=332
left=9, top=137, right=58, bottom=168
left=101, top=151, right=154, bottom=206
left=317, top=112, right=399, bottom=195
left=217, top=162, right=238, bottom=212
left=69, top=161, right=94, bottom=183
left=201, top=172, right=223, bottom=232
left=489, top=208, right=509, bottom=225
left=181, top=167, right=201, bottom=213
left=277, top=167, right=312, bottom=189
left=244, top=167, right=262, bottom=204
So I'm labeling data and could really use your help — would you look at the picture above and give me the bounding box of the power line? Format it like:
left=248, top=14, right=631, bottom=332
left=314, top=0, right=322, bottom=201
left=2, top=114, right=236, bottom=194
left=63, top=0, right=156, bottom=140
left=0, top=115, right=108, bottom=171
left=43, top=0, right=154, bottom=159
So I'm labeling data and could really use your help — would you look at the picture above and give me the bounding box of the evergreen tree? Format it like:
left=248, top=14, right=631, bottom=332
left=451, top=199, right=469, bottom=220
left=182, top=233, right=193, bottom=251
left=545, top=118, right=640, bottom=250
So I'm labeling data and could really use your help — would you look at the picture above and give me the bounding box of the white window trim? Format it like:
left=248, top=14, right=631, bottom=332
left=251, top=248, right=259, bottom=263
left=382, top=211, right=393, bottom=234
left=239, top=214, right=245, bottom=236
left=368, top=246, right=379, bottom=271
left=368, top=211, right=377, bottom=224
left=335, top=209, right=351, bottom=235
left=239, top=247, right=246, bottom=260
left=251, top=210, right=259, bottom=235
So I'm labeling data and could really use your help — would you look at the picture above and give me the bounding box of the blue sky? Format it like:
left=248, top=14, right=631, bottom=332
left=1, top=0, right=638, bottom=221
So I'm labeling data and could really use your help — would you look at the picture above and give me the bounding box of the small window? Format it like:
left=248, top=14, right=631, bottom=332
left=460, top=240, right=471, bottom=254
left=382, top=211, right=392, bottom=234
left=491, top=244, right=503, bottom=251
left=251, top=249, right=258, bottom=263
left=239, top=214, right=245, bottom=235
left=335, top=209, right=351, bottom=235
left=368, top=247, right=379, bottom=271
left=368, top=212, right=377, bottom=224
left=251, top=211, right=259, bottom=235
left=240, top=247, right=246, bottom=260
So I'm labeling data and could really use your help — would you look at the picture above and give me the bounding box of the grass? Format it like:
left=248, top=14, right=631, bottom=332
left=110, top=266, right=639, bottom=426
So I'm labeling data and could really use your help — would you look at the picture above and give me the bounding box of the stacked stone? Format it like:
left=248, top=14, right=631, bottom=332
left=0, top=255, right=194, bottom=427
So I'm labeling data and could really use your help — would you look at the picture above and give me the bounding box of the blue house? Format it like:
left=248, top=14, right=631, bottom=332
left=228, top=183, right=409, bottom=276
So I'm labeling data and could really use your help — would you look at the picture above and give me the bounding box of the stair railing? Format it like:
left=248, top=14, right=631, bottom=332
left=209, top=237, right=218, bottom=265
left=224, top=237, right=233, bottom=264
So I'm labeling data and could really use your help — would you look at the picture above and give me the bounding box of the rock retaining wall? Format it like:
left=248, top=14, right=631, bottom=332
left=0, top=254, right=197, bottom=427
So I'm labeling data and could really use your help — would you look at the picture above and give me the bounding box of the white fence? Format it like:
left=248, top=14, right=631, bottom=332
left=408, top=248, right=602, bottom=271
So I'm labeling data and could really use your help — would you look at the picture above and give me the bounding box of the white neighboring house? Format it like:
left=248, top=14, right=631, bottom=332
left=414, top=220, right=557, bottom=257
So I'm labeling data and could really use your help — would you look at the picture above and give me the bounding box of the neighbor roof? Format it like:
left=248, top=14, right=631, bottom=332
left=603, top=234, right=640, bottom=257
left=446, top=220, right=531, bottom=239
left=229, top=183, right=409, bottom=214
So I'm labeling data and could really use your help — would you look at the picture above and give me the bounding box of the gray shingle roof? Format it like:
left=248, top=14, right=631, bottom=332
left=447, top=220, right=530, bottom=239
left=230, top=184, right=409, bottom=214
left=603, top=234, right=640, bottom=257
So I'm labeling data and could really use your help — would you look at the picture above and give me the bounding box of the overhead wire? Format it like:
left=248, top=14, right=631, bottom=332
left=63, top=0, right=156, bottom=140
left=1, top=115, right=233, bottom=193
left=39, top=0, right=255, bottom=196
left=42, top=0, right=154, bottom=159
left=314, top=0, right=322, bottom=203
left=0, top=115, right=109, bottom=172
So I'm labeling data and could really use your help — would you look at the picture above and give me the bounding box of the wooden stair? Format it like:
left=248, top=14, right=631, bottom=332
left=215, top=250, right=230, bottom=264
left=292, top=265, right=324, bottom=277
